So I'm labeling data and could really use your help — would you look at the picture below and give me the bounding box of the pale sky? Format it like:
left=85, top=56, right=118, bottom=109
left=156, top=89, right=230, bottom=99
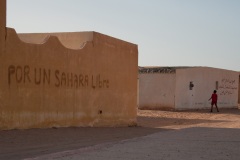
left=7, top=0, right=240, bottom=71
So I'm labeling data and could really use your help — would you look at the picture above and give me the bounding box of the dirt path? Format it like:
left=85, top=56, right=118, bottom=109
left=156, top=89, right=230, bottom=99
left=0, top=108, right=239, bottom=160
left=138, top=108, right=240, bottom=129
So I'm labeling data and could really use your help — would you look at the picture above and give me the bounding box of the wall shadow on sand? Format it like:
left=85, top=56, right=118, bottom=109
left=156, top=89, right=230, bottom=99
left=0, top=126, right=170, bottom=160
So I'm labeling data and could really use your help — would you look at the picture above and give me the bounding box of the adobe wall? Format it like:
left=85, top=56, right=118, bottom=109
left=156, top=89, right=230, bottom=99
left=0, top=29, right=138, bottom=129
left=175, top=67, right=239, bottom=110
left=18, top=32, right=94, bottom=50
left=138, top=73, right=176, bottom=110
left=0, top=0, right=6, bottom=55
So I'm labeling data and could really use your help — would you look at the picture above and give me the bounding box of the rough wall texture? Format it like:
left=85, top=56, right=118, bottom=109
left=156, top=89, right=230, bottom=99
left=0, top=0, right=6, bottom=55
left=0, top=2, right=138, bottom=129
left=0, top=29, right=138, bottom=130
left=175, top=67, right=239, bottom=110
left=138, top=73, right=175, bottom=110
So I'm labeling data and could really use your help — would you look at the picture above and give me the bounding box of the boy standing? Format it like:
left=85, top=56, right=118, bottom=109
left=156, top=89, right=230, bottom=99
left=209, top=90, right=219, bottom=112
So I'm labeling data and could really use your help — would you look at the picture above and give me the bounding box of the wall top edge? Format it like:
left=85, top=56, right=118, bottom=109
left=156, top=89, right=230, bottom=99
left=139, top=66, right=239, bottom=74
left=7, top=28, right=138, bottom=51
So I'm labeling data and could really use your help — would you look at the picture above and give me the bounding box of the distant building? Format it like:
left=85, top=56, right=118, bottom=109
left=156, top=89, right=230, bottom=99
left=138, top=66, right=239, bottom=110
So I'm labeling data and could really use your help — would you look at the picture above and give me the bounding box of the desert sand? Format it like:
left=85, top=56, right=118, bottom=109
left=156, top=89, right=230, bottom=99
left=0, top=108, right=239, bottom=160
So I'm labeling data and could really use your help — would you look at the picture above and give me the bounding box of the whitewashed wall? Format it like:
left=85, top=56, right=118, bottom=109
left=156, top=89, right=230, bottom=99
left=139, top=73, right=175, bottom=110
left=175, top=67, right=239, bottom=110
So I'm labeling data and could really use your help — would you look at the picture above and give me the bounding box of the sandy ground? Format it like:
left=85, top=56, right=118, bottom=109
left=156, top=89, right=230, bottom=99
left=138, top=108, right=240, bottom=129
left=0, top=108, right=240, bottom=160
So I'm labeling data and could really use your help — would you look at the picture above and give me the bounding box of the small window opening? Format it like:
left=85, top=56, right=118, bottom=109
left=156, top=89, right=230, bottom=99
left=189, top=81, right=194, bottom=90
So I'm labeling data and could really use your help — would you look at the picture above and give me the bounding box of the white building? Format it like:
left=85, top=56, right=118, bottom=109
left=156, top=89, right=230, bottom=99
left=138, top=67, right=239, bottom=110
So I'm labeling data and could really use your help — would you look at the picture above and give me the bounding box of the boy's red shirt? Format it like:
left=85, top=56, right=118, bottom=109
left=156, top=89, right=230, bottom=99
left=211, top=93, right=218, bottom=102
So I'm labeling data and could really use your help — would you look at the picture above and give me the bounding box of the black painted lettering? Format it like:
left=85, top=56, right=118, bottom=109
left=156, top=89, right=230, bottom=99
left=8, top=65, right=15, bottom=85
left=74, top=75, right=78, bottom=88
left=79, top=74, right=84, bottom=87
left=85, top=75, right=88, bottom=86
left=55, top=70, right=60, bottom=87
left=16, top=66, right=23, bottom=83
left=91, top=75, right=96, bottom=89
left=7, top=66, right=109, bottom=89
left=103, top=80, right=107, bottom=88
left=61, top=72, right=66, bottom=86
left=43, top=69, right=50, bottom=84
left=34, top=68, right=41, bottom=85
left=24, top=65, right=31, bottom=83
left=106, top=80, right=109, bottom=88
left=67, top=73, right=73, bottom=87
left=98, top=75, right=102, bottom=88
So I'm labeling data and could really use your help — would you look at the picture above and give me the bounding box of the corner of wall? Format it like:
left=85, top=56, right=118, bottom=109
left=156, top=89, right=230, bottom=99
left=0, top=0, right=6, bottom=55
